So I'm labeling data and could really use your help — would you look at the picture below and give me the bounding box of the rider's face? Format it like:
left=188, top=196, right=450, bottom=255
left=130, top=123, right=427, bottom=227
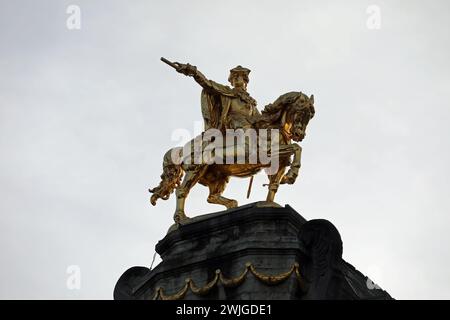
left=231, top=74, right=247, bottom=90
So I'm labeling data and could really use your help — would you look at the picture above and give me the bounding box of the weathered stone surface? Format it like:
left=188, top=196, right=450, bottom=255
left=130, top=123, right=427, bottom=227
left=114, top=203, right=392, bottom=300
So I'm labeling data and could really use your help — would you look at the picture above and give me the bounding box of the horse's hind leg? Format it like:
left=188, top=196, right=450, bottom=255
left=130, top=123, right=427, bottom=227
left=174, top=165, right=207, bottom=223
left=206, top=176, right=238, bottom=209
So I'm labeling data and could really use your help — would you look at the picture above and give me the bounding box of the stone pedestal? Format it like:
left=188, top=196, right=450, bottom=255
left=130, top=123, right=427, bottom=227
left=114, top=203, right=392, bottom=300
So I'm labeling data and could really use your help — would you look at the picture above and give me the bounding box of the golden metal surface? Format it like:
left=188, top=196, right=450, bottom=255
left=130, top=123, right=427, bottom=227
left=150, top=58, right=315, bottom=222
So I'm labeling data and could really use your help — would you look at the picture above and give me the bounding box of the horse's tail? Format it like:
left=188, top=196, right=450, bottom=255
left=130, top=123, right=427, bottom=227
left=149, top=147, right=184, bottom=205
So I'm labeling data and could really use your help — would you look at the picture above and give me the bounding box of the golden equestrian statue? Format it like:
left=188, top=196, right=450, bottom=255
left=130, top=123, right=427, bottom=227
left=149, top=58, right=315, bottom=223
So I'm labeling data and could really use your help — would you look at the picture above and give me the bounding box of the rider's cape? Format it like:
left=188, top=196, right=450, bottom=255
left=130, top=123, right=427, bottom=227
left=200, top=81, right=235, bottom=131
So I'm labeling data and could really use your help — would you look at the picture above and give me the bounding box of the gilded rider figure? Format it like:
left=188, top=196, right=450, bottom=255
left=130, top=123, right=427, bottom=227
left=151, top=58, right=315, bottom=223
left=172, top=62, right=261, bottom=132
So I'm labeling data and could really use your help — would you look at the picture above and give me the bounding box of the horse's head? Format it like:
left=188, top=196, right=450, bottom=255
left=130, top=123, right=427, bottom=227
left=259, top=92, right=315, bottom=142
left=284, top=92, right=315, bottom=141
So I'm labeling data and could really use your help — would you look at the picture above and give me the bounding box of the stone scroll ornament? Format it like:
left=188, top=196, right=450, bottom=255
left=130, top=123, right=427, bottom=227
left=149, top=58, right=315, bottom=224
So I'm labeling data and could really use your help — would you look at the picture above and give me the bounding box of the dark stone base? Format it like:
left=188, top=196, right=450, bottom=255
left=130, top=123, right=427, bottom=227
left=114, top=202, right=392, bottom=300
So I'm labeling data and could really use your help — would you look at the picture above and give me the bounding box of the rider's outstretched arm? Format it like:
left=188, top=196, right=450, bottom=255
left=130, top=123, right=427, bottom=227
left=192, top=70, right=213, bottom=91
left=173, top=62, right=225, bottom=93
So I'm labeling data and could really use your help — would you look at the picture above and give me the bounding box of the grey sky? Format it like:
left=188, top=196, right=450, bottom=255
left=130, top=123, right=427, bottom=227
left=1, top=0, right=449, bottom=299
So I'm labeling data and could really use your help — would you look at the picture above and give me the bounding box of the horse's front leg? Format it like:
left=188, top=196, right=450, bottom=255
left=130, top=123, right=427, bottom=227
left=174, top=165, right=207, bottom=223
left=266, top=165, right=286, bottom=202
left=280, top=143, right=302, bottom=185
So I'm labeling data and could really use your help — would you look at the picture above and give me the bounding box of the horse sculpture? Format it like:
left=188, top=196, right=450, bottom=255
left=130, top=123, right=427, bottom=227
left=149, top=91, right=315, bottom=223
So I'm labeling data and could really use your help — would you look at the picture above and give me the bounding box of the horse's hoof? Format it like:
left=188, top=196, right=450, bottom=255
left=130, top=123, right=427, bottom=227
left=173, top=211, right=189, bottom=224
left=281, top=174, right=296, bottom=185
left=226, top=200, right=238, bottom=209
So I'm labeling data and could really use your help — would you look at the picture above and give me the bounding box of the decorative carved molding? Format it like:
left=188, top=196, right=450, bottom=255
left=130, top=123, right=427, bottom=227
left=151, top=262, right=305, bottom=300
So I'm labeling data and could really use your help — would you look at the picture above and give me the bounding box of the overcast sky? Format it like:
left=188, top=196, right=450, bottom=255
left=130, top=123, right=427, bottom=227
left=1, top=0, right=450, bottom=299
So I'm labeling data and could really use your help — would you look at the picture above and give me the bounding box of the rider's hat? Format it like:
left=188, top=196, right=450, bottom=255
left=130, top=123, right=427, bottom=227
left=228, top=65, right=251, bottom=84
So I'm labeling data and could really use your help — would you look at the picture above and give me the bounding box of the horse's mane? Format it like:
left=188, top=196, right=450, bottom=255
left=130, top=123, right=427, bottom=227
left=257, top=92, right=304, bottom=127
